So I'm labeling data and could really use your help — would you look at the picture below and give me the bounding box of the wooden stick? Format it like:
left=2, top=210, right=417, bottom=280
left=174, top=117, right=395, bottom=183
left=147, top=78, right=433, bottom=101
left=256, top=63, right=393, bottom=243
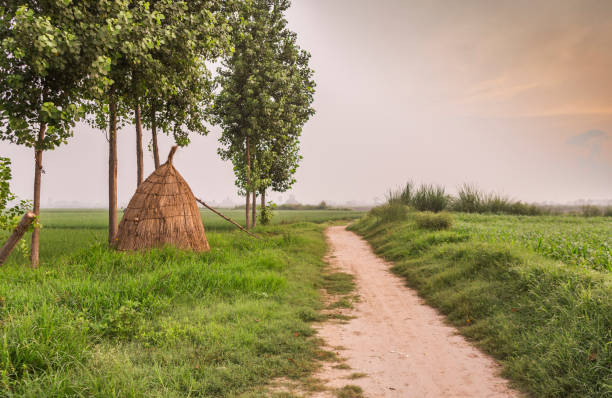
left=195, top=198, right=261, bottom=240
left=0, top=212, right=35, bottom=266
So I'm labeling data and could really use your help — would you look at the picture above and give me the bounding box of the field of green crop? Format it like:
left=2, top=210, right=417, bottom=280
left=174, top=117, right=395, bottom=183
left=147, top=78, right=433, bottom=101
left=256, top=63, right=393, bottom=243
left=0, top=209, right=362, bottom=397
left=455, top=214, right=612, bottom=271
left=2, top=209, right=362, bottom=267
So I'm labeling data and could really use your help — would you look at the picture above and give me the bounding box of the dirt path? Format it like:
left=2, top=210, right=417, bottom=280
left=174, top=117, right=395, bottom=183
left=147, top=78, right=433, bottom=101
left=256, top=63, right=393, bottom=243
left=314, top=226, right=520, bottom=398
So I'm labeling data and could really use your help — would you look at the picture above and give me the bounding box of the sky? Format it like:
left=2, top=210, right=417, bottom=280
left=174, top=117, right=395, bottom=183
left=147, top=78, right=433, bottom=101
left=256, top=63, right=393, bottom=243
left=1, top=0, right=611, bottom=207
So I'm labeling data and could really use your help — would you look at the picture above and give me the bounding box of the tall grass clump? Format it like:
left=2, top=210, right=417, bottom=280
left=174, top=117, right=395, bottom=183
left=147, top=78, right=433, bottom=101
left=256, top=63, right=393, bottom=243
left=369, top=201, right=408, bottom=223
left=451, top=184, right=542, bottom=216
left=454, top=183, right=483, bottom=213
left=482, top=192, right=512, bottom=213
left=411, top=184, right=449, bottom=213
left=386, top=181, right=414, bottom=205
left=414, top=211, right=453, bottom=230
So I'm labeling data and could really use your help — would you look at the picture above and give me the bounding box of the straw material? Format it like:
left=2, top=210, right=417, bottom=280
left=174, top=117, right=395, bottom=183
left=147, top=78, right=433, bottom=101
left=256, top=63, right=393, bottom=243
left=114, top=148, right=210, bottom=252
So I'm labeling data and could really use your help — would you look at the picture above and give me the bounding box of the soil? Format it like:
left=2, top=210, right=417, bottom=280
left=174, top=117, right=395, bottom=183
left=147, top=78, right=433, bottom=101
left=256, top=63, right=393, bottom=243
left=312, top=226, right=521, bottom=398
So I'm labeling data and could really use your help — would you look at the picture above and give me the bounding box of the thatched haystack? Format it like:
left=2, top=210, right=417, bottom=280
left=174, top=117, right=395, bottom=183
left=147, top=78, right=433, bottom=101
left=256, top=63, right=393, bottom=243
left=114, top=146, right=210, bottom=252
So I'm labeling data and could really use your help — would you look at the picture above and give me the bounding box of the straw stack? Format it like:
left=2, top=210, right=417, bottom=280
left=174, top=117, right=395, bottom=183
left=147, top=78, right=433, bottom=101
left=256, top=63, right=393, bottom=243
left=114, top=146, right=210, bottom=252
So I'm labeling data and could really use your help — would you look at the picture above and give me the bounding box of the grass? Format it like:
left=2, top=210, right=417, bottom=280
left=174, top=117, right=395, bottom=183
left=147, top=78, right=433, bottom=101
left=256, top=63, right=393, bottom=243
left=349, top=212, right=612, bottom=398
left=414, top=211, right=453, bottom=230
left=456, top=213, right=611, bottom=271
left=335, top=385, right=364, bottom=398
left=1, top=209, right=362, bottom=267
left=0, top=209, right=363, bottom=396
left=321, top=273, right=356, bottom=296
left=411, top=184, right=448, bottom=213
left=369, top=201, right=407, bottom=223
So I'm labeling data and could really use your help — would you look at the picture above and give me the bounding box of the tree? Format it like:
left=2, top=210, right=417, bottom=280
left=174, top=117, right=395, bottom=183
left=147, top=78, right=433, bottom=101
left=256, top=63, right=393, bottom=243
left=0, top=2, right=111, bottom=266
left=86, top=0, right=168, bottom=244
left=86, top=1, right=231, bottom=244
left=138, top=0, right=231, bottom=169
left=213, top=0, right=315, bottom=228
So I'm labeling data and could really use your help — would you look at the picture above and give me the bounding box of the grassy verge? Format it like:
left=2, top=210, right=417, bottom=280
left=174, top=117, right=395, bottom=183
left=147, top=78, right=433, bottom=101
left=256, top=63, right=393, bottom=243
left=0, top=221, right=342, bottom=397
left=349, top=213, right=611, bottom=398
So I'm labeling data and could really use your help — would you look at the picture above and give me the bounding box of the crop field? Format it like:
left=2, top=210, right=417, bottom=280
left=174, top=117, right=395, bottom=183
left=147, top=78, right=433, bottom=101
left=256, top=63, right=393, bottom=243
left=455, top=214, right=612, bottom=271
left=0, top=209, right=362, bottom=397
left=350, top=210, right=611, bottom=397
left=2, top=209, right=362, bottom=267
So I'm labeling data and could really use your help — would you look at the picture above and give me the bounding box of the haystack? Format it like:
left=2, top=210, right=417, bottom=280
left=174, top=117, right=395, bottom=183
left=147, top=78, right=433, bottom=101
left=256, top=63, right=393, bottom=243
left=114, top=146, right=210, bottom=252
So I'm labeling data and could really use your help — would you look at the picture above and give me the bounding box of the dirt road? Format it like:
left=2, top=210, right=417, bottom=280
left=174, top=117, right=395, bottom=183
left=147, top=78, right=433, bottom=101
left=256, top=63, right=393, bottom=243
left=315, top=226, right=520, bottom=398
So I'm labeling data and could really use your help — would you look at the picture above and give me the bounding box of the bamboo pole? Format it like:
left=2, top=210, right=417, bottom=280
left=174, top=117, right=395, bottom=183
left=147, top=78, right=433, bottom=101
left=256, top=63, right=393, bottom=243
left=195, top=198, right=261, bottom=240
left=0, top=212, right=36, bottom=266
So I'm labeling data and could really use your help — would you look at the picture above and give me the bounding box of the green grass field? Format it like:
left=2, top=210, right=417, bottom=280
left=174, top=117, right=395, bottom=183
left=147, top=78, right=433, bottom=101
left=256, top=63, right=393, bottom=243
left=0, top=209, right=362, bottom=397
left=2, top=208, right=610, bottom=397
left=455, top=213, right=611, bottom=271
left=350, top=211, right=611, bottom=398
left=2, top=209, right=361, bottom=267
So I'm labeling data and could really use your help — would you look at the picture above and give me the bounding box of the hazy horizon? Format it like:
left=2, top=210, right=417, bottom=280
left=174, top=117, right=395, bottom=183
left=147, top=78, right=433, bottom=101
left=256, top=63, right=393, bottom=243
left=1, top=0, right=611, bottom=208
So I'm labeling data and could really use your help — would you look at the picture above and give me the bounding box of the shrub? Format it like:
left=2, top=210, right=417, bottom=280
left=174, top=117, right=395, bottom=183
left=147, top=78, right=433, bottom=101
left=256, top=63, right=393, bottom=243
left=369, top=201, right=408, bottom=223
left=259, top=202, right=276, bottom=225
left=582, top=205, right=602, bottom=217
left=412, top=184, right=449, bottom=213
left=604, top=207, right=612, bottom=217
left=0, top=157, right=32, bottom=255
left=414, top=211, right=453, bottom=230
left=508, top=201, right=542, bottom=216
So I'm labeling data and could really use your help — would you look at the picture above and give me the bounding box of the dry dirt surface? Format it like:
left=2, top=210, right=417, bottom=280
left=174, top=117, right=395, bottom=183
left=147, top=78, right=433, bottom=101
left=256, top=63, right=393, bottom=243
left=313, top=226, right=521, bottom=398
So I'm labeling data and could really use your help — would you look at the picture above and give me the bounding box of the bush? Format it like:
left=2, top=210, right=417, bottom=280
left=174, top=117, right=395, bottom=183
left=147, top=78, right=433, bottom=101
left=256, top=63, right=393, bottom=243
left=582, top=205, right=602, bottom=217
left=369, top=202, right=408, bottom=223
left=0, top=157, right=32, bottom=255
left=412, top=184, right=449, bottom=213
left=604, top=207, right=612, bottom=217
left=508, top=201, right=542, bottom=216
left=259, top=202, right=276, bottom=225
left=414, top=211, right=453, bottom=230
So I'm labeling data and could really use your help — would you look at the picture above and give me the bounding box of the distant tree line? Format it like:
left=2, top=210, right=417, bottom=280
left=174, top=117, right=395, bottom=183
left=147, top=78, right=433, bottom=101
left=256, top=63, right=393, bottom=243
left=0, top=0, right=315, bottom=267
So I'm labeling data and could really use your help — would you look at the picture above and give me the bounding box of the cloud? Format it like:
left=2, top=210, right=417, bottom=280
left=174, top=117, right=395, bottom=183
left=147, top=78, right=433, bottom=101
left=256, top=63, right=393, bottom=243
left=567, top=130, right=609, bottom=146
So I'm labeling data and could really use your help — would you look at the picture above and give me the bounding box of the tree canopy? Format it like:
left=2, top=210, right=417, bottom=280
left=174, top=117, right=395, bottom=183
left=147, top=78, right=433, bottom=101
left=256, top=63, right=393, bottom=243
left=213, top=0, right=315, bottom=227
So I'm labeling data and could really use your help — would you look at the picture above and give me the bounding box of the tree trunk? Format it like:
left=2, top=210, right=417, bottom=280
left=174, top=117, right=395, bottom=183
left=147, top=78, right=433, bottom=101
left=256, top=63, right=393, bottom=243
left=245, top=191, right=250, bottom=231
left=245, top=136, right=251, bottom=230
left=151, top=104, right=160, bottom=169
left=261, top=189, right=266, bottom=215
left=252, top=191, right=257, bottom=228
left=108, top=98, right=118, bottom=244
left=0, top=212, right=35, bottom=266
left=30, top=123, right=46, bottom=268
left=135, top=104, right=144, bottom=186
